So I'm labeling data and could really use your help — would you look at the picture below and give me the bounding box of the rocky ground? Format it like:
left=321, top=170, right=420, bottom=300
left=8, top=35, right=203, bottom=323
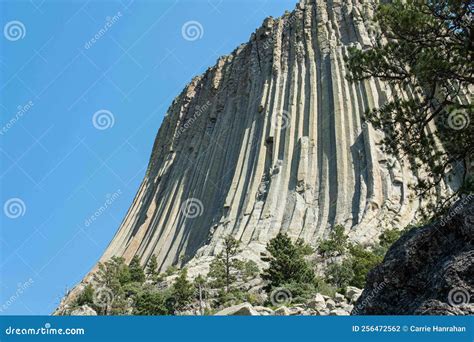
left=212, top=287, right=362, bottom=316
left=68, top=286, right=363, bottom=316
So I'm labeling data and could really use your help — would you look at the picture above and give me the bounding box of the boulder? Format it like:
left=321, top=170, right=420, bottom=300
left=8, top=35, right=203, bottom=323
left=346, top=286, right=362, bottom=302
left=317, top=308, right=330, bottom=316
left=353, top=198, right=474, bottom=315
left=253, top=306, right=274, bottom=316
left=289, top=306, right=305, bottom=315
left=274, top=306, right=291, bottom=316
left=70, top=305, right=97, bottom=316
left=214, top=303, right=259, bottom=316
left=307, top=293, right=326, bottom=310
left=325, top=299, right=336, bottom=310
left=329, top=308, right=350, bottom=316
left=334, top=293, right=346, bottom=303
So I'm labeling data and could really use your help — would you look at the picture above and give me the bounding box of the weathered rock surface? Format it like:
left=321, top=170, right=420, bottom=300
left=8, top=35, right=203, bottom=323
left=214, top=303, right=259, bottom=316
left=70, top=305, right=97, bottom=316
left=345, top=286, right=362, bottom=303
left=353, top=196, right=474, bottom=315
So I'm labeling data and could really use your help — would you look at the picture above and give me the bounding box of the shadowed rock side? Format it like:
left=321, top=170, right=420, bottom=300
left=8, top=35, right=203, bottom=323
left=353, top=196, right=474, bottom=315
left=65, top=0, right=456, bottom=303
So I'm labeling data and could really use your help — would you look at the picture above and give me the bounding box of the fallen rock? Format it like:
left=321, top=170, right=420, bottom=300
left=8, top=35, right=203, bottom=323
left=274, top=306, right=291, bottom=316
left=334, top=293, right=346, bottom=303
left=325, top=299, right=336, bottom=310
left=307, top=293, right=326, bottom=310
left=214, top=303, right=259, bottom=316
left=346, top=286, right=362, bottom=303
left=253, top=306, right=274, bottom=316
left=289, top=306, right=305, bottom=315
left=70, top=305, right=97, bottom=316
left=317, top=308, right=330, bottom=316
left=330, top=308, right=350, bottom=316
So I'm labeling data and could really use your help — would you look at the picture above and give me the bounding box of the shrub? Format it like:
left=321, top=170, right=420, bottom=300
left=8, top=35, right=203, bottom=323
left=317, top=225, right=348, bottom=257
left=262, top=233, right=316, bottom=292
left=129, top=256, right=145, bottom=283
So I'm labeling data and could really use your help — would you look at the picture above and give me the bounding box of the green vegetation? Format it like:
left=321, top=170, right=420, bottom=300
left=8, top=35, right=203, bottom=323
left=75, top=284, right=94, bottom=307
left=317, top=225, right=349, bottom=257
left=134, top=289, right=171, bottom=315
left=145, top=255, right=162, bottom=284
left=72, top=225, right=416, bottom=315
left=346, top=0, right=473, bottom=216
left=319, top=225, right=416, bottom=291
left=171, top=269, right=194, bottom=311
left=208, top=236, right=241, bottom=293
left=129, top=255, right=146, bottom=283
left=262, top=233, right=316, bottom=291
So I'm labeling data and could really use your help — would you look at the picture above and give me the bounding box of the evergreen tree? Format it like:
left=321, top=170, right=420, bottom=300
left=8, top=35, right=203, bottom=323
left=325, top=259, right=354, bottom=293
left=171, top=269, right=194, bottom=311
left=129, top=255, right=145, bottom=283
left=208, top=236, right=241, bottom=293
left=194, top=274, right=207, bottom=315
left=134, top=290, right=171, bottom=315
left=93, top=256, right=130, bottom=315
left=76, top=284, right=94, bottom=307
left=317, top=225, right=349, bottom=257
left=347, top=245, right=383, bottom=289
left=346, top=0, right=473, bottom=216
left=146, top=254, right=160, bottom=283
left=261, top=233, right=316, bottom=291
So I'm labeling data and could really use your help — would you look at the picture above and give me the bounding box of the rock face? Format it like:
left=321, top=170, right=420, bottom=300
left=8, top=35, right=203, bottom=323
left=95, top=0, right=438, bottom=272
left=70, top=305, right=97, bottom=316
left=214, top=303, right=259, bottom=316
left=353, top=196, right=474, bottom=315
left=61, top=0, right=453, bottom=306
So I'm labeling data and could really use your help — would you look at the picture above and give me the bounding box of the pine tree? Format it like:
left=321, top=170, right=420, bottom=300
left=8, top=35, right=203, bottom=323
left=171, top=269, right=194, bottom=311
left=134, top=290, right=171, bottom=315
left=317, top=225, right=349, bottom=257
left=261, top=233, right=316, bottom=291
left=129, top=255, right=145, bottom=283
left=208, top=235, right=241, bottom=293
left=194, top=274, right=207, bottom=315
left=93, top=256, right=130, bottom=315
left=346, top=0, right=473, bottom=216
left=146, top=254, right=160, bottom=283
left=76, top=284, right=94, bottom=307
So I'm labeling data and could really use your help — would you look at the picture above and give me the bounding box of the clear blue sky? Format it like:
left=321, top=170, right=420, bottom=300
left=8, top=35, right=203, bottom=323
left=0, top=0, right=295, bottom=315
